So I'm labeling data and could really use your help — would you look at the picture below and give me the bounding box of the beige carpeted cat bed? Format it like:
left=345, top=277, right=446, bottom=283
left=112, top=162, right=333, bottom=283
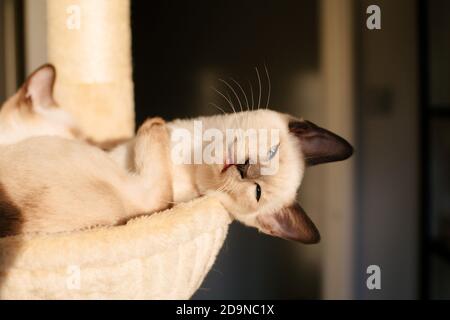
left=0, top=197, right=232, bottom=299
left=0, top=0, right=232, bottom=299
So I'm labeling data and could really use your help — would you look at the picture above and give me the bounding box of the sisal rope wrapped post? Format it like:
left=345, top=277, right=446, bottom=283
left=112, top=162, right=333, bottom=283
left=47, top=0, right=135, bottom=141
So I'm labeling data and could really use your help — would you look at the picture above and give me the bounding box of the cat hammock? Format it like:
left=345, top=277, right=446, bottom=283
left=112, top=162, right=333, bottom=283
left=0, top=198, right=231, bottom=299
left=0, top=0, right=232, bottom=299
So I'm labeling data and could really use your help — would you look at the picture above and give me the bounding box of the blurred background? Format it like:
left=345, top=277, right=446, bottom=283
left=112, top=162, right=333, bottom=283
left=0, top=0, right=449, bottom=299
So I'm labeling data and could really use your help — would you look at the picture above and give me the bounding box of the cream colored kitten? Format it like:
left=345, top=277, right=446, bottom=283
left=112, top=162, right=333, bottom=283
left=0, top=64, right=82, bottom=144
left=110, top=110, right=353, bottom=243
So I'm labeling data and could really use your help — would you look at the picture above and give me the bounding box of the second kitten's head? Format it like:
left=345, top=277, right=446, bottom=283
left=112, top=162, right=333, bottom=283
left=196, top=109, right=353, bottom=244
left=0, top=64, right=82, bottom=144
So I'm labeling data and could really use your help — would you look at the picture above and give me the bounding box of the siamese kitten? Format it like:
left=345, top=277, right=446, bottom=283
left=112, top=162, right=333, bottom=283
left=0, top=64, right=82, bottom=144
left=110, top=110, right=353, bottom=243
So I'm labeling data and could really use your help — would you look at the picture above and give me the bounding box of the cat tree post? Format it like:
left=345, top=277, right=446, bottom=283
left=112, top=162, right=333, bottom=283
left=47, top=0, right=135, bottom=141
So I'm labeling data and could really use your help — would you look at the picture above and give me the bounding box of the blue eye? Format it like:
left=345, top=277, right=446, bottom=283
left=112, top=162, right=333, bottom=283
left=268, top=144, right=280, bottom=160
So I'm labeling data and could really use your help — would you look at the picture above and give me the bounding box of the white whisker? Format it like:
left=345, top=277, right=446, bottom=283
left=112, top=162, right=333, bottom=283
left=255, top=67, right=262, bottom=110
left=219, top=78, right=244, bottom=113
left=264, top=63, right=271, bottom=109
left=211, top=86, right=236, bottom=114
left=211, top=85, right=240, bottom=128
left=208, top=102, right=227, bottom=115
left=230, top=78, right=249, bottom=111
left=225, top=91, right=242, bottom=130
left=248, top=79, right=254, bottom=111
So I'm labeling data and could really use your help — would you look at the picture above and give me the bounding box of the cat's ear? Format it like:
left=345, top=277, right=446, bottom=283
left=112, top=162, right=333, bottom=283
left=289, top=119, right=353, bottom=166
left=20, top=64, right=57, bottom=108
left=256, top=203, right=320, bottom=244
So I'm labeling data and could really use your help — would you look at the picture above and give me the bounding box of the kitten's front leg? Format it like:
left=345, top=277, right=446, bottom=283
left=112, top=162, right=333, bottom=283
left=132, top=117, right=173, bottom=212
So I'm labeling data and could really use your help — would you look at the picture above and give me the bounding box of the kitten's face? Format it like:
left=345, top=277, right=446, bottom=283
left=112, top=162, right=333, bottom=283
left=197, top=109, right=353, bottom=243
left=0, top=64, right=82, bottom=144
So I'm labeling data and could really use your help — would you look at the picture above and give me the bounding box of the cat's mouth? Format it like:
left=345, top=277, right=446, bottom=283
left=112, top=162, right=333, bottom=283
left=221, top=161, right=249, bottom=179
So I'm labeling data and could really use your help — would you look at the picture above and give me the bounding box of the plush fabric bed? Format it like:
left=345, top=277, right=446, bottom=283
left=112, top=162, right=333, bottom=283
left=0, top=197, right=231, bottom=299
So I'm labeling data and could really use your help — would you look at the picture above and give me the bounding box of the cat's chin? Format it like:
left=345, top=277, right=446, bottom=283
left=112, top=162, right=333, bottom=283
left=195, top=162, right=239, bottom=193
left=207, top=190, right=256, bottom=219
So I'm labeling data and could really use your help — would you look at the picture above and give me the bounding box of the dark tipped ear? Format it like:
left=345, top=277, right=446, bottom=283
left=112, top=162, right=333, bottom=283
left=256, top=203, right=320, bottom=244
left=289, top=119, right=353, bottom=166
left=21, top=64, right=57, bottom=108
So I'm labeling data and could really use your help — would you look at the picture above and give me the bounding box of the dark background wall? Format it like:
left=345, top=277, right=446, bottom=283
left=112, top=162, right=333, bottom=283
left=131, top=0, right=318, bottom=122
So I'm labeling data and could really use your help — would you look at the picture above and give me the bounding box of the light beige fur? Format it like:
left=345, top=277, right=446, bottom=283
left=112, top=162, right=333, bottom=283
left=112, top=110, right=304, bottom=234
left=173, top=110, right=303, bottom=227
left=0, top=117, right=172, bottom=236
left=109, top=109, right=352, bottom=243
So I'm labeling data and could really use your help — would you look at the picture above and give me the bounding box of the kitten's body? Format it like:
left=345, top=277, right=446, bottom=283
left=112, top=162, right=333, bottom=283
left=0, top=118, right=172, bottom=236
